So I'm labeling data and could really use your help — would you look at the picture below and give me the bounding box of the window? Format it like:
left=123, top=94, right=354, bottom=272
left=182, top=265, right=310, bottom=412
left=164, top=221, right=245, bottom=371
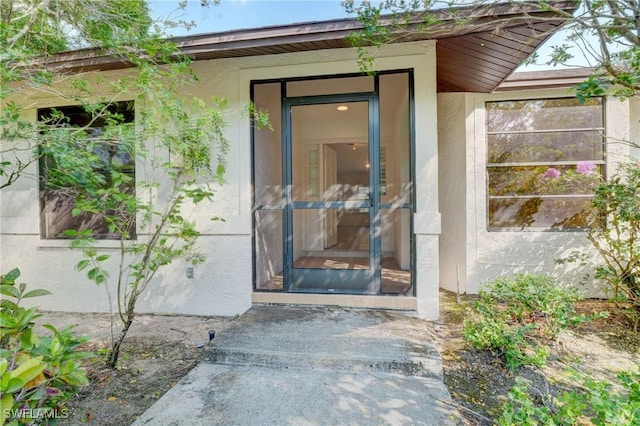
left=486, top=97, right=605, bottom=230
left=38, top=101, right=135, bottom=239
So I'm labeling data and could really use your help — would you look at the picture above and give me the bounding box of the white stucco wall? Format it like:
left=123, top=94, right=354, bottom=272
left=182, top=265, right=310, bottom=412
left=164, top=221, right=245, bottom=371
left=1, top=41, right=440, bottom=318
left=438, top=88, right=634, bottom=296
left=410, top=44, right=441, bottom=319
left=437, top=93, right=470, bottom=294
left=1, top=60, right=254, bottom=316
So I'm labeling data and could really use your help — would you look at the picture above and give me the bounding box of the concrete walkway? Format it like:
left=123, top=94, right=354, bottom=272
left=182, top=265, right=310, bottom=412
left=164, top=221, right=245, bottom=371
left=133, top=305, right=462, bottom=426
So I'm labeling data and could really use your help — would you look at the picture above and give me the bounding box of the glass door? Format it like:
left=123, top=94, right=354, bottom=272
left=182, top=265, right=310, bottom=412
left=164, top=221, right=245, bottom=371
left=283, top=95, right=381, bottom=294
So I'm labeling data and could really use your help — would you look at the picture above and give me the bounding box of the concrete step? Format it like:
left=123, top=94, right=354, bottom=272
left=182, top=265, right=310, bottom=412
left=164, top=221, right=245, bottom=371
left=134, top=305, right=463, bottom=426
left=206, top=346, right=441, bottom=378
left=204, top=305, right=443, bottom=379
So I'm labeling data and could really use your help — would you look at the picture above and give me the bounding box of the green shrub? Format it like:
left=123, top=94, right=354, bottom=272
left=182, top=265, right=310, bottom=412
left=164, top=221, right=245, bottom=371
left=499, top=370, right=640, bottom=425
left=463, top=274, right=595, bottom=369
left=0, top=268, right=92, bottom=425
left=587, top=162, right=640, bottom=331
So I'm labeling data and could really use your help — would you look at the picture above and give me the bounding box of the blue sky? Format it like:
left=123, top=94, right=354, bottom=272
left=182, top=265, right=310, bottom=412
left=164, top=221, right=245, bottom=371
left=149, top=0, right=351, bottom=34
left=148, top=0, right=589, bottom=71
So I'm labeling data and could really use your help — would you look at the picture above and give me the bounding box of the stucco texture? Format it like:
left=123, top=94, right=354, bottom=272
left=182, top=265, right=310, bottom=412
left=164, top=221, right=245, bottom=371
left=437, top=89, right=636, bottom=297
left=1, top=41, right=441, bottom=318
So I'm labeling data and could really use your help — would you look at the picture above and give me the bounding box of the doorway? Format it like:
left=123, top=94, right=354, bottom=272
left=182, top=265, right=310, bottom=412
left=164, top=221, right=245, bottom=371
left=287, top=97, right=378, bottom=293
left=252, top=72, right=413, bottom=296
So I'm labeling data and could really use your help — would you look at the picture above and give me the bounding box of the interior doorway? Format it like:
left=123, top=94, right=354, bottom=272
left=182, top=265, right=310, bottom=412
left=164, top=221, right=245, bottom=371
left=287, top=98, right=375, bottom=293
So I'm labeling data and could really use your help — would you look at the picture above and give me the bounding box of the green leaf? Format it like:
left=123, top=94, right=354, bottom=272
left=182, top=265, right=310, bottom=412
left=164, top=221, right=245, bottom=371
left=0, top=392, right=13, bottom=416
left=61, top=229, right=78, bottom=237
left=41, top=324, right=58, bottom=335
left=62, top=351, right=94, bottom=361
left=19, top=328, right=35, bottom=349
left=10, top=357, right=44, bottom=384
left=87, top=268, right=99, bottom=280
left=76, top=259, right=90, bottom=271
left=61, top=372, right=89, bottom=387
left=0, top=285, right=19, bottom=299
left=3, top=378, right=25, bottom=394
left=0, top=300, right=17, bottom=311
left=3, top=268, right=20, bottom=282
left=79, top=229, right=93, bottom=238
left=59, top=364, right=89, bottom=387
left=50, top=337, right=61, bottom=357
left=96, top=254, right=110, bottom=262
left=21, top=289, right=52, bottom=299
left=0, top=359, right=7, bottom=376
left=0, top=313, right=16, bottom=329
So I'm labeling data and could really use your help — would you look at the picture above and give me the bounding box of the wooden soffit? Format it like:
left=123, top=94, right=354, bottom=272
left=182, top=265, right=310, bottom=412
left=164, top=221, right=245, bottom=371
left=41, top=1, right=577, bottom=93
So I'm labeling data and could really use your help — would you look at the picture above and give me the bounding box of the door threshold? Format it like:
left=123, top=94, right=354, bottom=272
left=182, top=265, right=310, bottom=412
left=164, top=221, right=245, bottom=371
left=252, top=292, right=416, bottom=310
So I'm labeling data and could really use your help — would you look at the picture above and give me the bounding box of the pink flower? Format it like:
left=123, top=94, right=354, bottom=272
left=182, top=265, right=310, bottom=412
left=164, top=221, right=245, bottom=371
left=45, top=387, right=61, bottom=396
left=542, top=167, right=561, bottom=179
left=576, top=161, right=596, bottom=175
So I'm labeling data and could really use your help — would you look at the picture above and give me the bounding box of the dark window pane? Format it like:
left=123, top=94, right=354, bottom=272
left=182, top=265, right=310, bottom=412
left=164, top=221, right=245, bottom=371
left=40, top=182, right=136, bottom=239
left=488, top=131, right=604, bottom=163
left=488, top=165, right=602, bottom=196
left=487, top=98, right=603, bottom=132
left=38, top=102, right=135, bottom=127
left=489, top=197, right=593, bottom=229
left=38, top=101, right=135, bottom=240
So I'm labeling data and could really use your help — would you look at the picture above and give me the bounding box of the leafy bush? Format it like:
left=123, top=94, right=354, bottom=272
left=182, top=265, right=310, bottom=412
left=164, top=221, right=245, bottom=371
left=463, top=274, right=595, bottom=369
left=587, top=162, right=640, bottom=330
left=499, top=370, right=640, bottom=425
left=0, top=268, right=91, bottom=425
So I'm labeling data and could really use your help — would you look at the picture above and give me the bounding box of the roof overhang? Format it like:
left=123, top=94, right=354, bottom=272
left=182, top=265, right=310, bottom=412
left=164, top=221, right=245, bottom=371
left=496, top=67, right=595, bottom=91
left=38, top=1, right=577, bottom=93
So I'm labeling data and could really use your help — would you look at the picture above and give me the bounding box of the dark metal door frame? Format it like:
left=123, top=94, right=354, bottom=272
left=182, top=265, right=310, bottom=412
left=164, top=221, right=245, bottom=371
left=282, top=91, right=382, bottom=294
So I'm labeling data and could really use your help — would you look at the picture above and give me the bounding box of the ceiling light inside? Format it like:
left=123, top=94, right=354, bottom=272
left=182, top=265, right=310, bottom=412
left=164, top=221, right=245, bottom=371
left=337, top=105, right=349, bottom=111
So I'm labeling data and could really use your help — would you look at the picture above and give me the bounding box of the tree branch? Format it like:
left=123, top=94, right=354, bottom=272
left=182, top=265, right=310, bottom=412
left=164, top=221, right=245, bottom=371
left=6, top=0, right=53, bottom=46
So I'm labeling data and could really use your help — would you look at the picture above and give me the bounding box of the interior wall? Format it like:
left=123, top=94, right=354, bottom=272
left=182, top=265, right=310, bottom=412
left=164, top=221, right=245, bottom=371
left=337, top=171, right=368, bottom=188
left=380, top=73, right=411, bottom=269
left=338, top=170, right=368, bottom=231
left=253, top=83, right=283, bottom=287
left=291, top=121, right=306, bottom=259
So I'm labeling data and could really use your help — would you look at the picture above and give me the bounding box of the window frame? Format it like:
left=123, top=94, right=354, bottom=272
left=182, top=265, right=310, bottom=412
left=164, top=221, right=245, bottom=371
left=485, top=96, right=606, bottom=232
left=37, top=101, right=136, bottom=240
